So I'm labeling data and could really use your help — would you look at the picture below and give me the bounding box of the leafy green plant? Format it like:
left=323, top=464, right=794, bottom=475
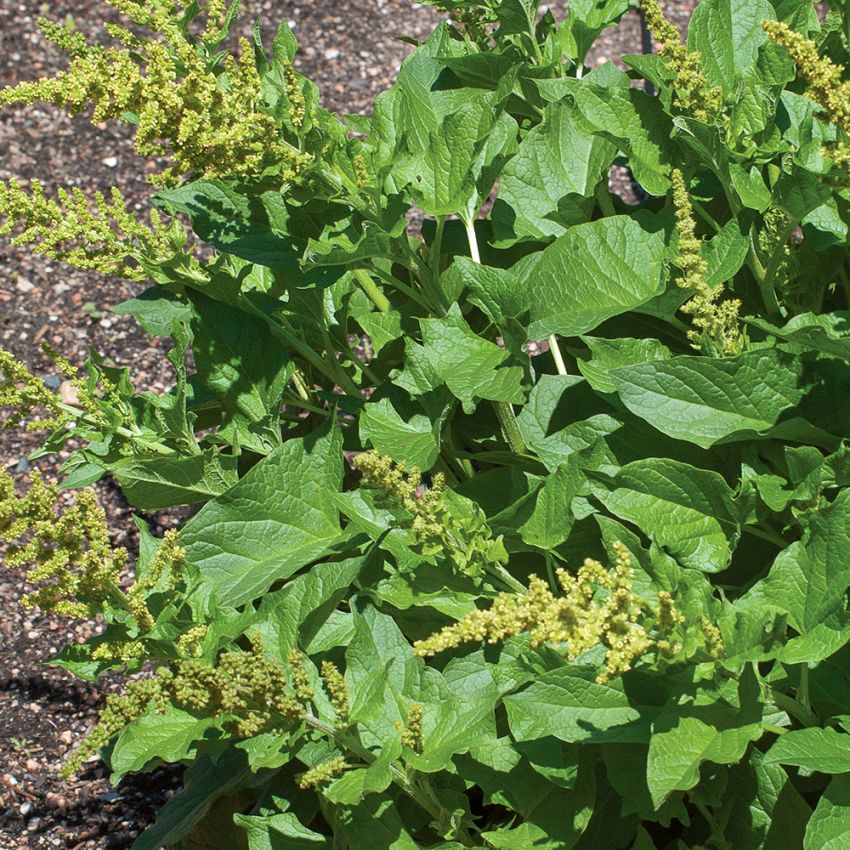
left=4, top=0, right=850, bottom=847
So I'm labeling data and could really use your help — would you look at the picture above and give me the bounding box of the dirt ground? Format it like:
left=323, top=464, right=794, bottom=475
left=0, top=2, right=692, bottom=847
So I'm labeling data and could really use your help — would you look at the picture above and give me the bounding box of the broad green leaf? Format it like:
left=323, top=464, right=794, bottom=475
left=612, top=350, right=810, bottom=449
left=804, top=775, right=850, bottom=850
left=746, top=490, right=850, bottom=662
left=519, top=455, right=586, bottom=549
left=725, top=748, right=810, bottom=850
left=704, top=215, right=751, bottom=286
left=189, top=292, right=293, bottom=450
left=482, top=757, right=596, bottom=849
left=322, top=738, right=401, bottom=805
left=730, top=164, right=772, bottom=212
left=593, top=459, right=740, bottom=572
left=493, top=102, right=616, bottom=242
left=447, top=255, right=534, bottom=324
left=360, top=396, right=440, bottom=469
left=577, top=337, right=672, bottom=394
left=235, top=812, right=330, bottom=849
left=526, top=216, right=667, bottom=339
left=766, top=728, right=850, bottom=774
left=505, top=667, right=665, bottom=744
left=155, top=180, right=318, bottom=275
left=647, top=671, right=764, bottom=806
left=420, top=303, right=526, bottom=412
left=747, top=312, right=850, bottom=360
left=333, top=796, right=421, bottom=850
left=345, top=603, right=421, bottom=744
left=413, top=654, right=499, bottom=773
left=112, top=449, right=239, bottom=512
left=113, top=287, right=193, bottom=338
left=494, top=0, right=539, bottom=35
left=404, top=98, right=499, bottom=218
left=560, top=0, right=630, bottom=61
left=566, top=85, right=674, bottom=196
left=454, top=738, right=555, bottom=819
left=111, top=708, right=212, bottom=780
left=687, top=0, right=775, bottom=91
left=131, top=749, right=256, bottom=850
left=181, top=423, right=343, bottom=607
left=774, top=170, right=848, bottom=248
left=251, top=555, right=364, bottom=660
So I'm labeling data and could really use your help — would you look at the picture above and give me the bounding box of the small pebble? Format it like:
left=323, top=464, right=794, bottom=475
left=20, top=801, right=33, bottom=816
left=45, top=793, right=67, bottom=811
left=102, top=156, right=118, bottom=168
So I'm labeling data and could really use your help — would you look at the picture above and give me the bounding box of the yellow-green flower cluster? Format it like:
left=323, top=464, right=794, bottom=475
left=296, top=756, right=349, bottom=789
left=763, top=20, right=850, bottom=172
left=281, top=59, right=307, bottom=129
left=355, top=451, right=510, bottom=582
left=91, top=639, right=146, bottom=663
left=355, top=452, right=447, bottom=545
left=0, top=179, right=175, bottom=277
left=642, top=0, right=722, bottom=123
left=177, top=625, right=209, bottom=658
left=699, top=616, right=725, bottom=659
left=321, top=660, right=350, bottom=729
left=288, top=650, right=315, bottom=702
left=0, top=2, right=310, bottom=185
left=400, top=702, right=424, bottom=753
left=672, top=170, right=744, bottom=356
left=415, top=543, right=680, bottom=683
left=126, top=529, right=185, bottom=630
left=0, top=348, right=66, bottom=431
left=63, top=674, right=170, bottom=776
left=0, top=470, right=127, bottom=618
left=0, top=471, right=185, bottom=630
left=64, top=636, right=309, bottom=777
left=352, top=153, right=371, bottom=187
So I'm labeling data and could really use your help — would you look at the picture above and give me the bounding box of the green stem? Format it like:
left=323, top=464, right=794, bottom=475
left=239, top=298, right=348, bottom=390
left=465, top=217, right=482, bottom=264
left=770, top=688, right=819, bottom=728
left=430, top=215, right=445, bottom=275
left=750, top=239, right=784, bottom=320
left=762, top=722, right=788, bottom=736
left=302, top=712, right=477, bottom=846
left=548, top=335, right=568, bottom=375
left=493, top=401, right=526, bottom=455
left=691, top=200, right=721, bottom=234
left=442, top=427, right=475, bottom=481
left=742, top=524, right=787, bottom=548
left=320, top=328, right=361, bottom=397
left=799, top=665, right=812, bottom=718
left=334, top=330, right=381, bottom=387
left=56, top=402, right=177, bottom=456
left=695, top=802, right=732, bottom=850
left=290, top=369, right=311, bottom=402
left=487, top=562, right=529, bottom=594
left=353, top=268, right=391, bottom=314
left=371, top=266, right=431, bottom=311
left=545, top=552, right=558, bottom=592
